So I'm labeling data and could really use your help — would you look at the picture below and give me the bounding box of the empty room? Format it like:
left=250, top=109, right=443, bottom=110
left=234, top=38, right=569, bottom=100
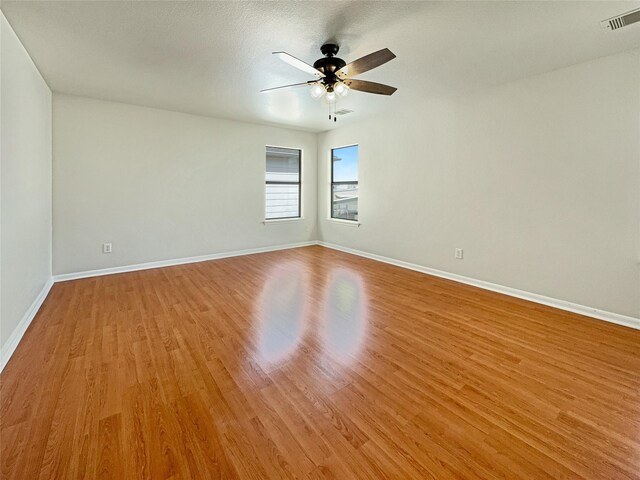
left=1, top=1, right=639, bottom=478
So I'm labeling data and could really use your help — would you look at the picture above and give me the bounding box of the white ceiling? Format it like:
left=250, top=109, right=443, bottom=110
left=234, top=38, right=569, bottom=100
left=2, top=1, right=639, bottom=132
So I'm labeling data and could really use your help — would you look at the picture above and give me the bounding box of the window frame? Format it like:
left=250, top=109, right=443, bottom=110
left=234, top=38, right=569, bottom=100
left=330, top=144, right=359, bottom=222
left=265, top=145, right=302, bottom=221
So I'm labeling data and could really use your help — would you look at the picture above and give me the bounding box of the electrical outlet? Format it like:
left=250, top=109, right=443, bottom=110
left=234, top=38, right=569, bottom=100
left=455, top=248, right=463, bottom=260
left=103, top=243, right=112, bottom=254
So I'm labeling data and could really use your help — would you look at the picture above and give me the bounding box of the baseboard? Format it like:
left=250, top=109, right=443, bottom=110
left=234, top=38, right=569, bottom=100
left=317, top=241, right=640, bottom=331
left=3, top=242, right=314, bottom=373
left=53, top=241, right=317, bottom=282
left=4, top=240, right=636, bottom=376
left=0, top=278, right=54, bottom=373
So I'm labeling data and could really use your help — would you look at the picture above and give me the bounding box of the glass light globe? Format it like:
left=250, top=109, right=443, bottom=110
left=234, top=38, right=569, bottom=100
left=326, top=91, right=336, bottom=103
left=334, top=82, right=349, bottom=97
left=310, top=84, right=326, bottom=99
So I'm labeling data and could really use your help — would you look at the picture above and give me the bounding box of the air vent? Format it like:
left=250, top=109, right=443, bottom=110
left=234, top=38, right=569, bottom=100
left=601, top=8, right=640, bottom=30
left=335, top=109, right=354, bottom=116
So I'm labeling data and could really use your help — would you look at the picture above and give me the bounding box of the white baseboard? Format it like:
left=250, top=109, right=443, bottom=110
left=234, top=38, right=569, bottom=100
left=53, top=241, right=317, bottom=282
left=317, top=241, right=640, bottom=331
left=3, top=242, right=314, bottom=373
left=0, top=278, right=54, bottom=373
left=3, top=239, right=636, bottom=376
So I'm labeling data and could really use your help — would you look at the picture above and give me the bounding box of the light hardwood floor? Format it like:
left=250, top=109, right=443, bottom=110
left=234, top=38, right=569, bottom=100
left=1, top=245, right=639, bottom=479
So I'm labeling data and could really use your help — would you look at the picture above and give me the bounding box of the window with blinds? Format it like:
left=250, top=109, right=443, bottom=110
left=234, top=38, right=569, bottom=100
left=265, top=146, right=301, bottom=220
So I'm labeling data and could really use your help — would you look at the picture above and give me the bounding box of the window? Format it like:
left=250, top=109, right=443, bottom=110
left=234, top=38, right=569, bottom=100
left=265, top=146, right=301, bottom=220
left=331, top=145, right=358, bottom=221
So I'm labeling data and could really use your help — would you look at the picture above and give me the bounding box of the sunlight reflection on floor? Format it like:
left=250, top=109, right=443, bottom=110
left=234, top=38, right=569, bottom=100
left=256, top=262, right=307, bottom=365
left=255, top=261, right=368, bottom=368
left=322, top=267, right=368, bottom=365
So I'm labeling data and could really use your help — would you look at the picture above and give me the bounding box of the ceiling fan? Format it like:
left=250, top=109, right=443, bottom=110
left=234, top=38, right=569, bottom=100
left=261, top=43, right=397, bottom=118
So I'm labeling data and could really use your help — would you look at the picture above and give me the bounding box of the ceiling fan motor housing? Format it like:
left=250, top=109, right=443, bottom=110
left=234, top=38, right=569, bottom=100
left=314, top=44, right=346, bottom=86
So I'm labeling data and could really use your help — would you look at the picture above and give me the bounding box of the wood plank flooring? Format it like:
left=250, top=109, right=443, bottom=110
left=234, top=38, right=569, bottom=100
left=1, top=245, right=639, bottom=479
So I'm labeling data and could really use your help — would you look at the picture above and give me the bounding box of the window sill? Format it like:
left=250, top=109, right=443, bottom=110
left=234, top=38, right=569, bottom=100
left=327, top=218, right=361, bottom=227
left=263, top=217, right=304, bottom=225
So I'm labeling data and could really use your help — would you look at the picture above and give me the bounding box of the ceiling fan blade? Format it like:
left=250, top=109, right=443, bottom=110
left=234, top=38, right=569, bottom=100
left=343, top=79, right=397, bottom=96
left=338, top=48, right=396, bottom=78
left=260, top=81, right=316, bottom=93
left=272, top=52, right=326, bottom=78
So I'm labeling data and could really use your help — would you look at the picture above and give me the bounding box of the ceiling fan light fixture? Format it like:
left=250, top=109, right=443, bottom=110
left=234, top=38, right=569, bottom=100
left=325, top=91, right=337, bottom=103
left=310, top=83, right=326, bottom=98
left=334, top=82, right=349, bottom=97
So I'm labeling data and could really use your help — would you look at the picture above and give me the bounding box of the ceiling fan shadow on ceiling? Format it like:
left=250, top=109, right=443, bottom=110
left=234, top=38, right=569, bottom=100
left=261, top=43, right=397, bottom=122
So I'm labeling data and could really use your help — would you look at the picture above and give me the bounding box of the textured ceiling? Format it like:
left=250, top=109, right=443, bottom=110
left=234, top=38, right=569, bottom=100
left=2, top=1, right=640, bottom=132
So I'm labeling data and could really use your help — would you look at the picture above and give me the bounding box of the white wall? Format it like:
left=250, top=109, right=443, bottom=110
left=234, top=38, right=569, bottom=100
left=53, top=95, right=317, bottom=275
left=15, top=43, right=640, bottom=324
left=318, top=50, right=640, bottom=319
left=0, top=13, right=52, bottom=351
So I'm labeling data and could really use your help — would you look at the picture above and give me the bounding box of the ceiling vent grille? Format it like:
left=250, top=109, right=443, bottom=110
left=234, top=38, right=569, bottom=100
left=335, top=109, right=354, bottom=116
left=601, top=8, right=640, bottom=30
